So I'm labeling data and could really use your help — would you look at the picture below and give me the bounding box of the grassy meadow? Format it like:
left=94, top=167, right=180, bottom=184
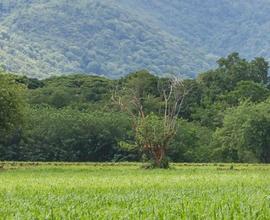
left=0, top=163, right=270, bottom=219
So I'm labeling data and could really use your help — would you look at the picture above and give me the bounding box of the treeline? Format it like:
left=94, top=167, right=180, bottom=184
left=0, top=53, right=270, bottom=163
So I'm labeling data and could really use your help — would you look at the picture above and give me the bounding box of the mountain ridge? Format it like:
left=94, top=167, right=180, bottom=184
left=0, top=0, right=269, bottom=78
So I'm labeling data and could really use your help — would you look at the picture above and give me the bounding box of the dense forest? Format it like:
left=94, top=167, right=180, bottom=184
left=0, top=0, right=213, bottom=78
left=1, top=53, right=270, bottom=163
left=1, top=0, right=270, bottom=78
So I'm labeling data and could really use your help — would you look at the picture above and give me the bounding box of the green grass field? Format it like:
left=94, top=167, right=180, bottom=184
left=0, top=163, right=270, bottom=219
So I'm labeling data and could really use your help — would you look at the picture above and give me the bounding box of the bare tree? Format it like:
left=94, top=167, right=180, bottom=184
left=112, top=75, right=188, bottom=168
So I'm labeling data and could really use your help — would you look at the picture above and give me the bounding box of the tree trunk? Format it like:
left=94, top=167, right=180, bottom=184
left=152, top=147, right=167, bottom=168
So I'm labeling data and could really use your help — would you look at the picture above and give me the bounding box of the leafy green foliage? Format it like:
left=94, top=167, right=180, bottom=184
left=28, top=75, right=113, bottom=109
left=191, top=53, right=270, bottom=129
left=3, top=106, right=133, bottom=161
left=169, top=120, right=213, bottom=162
left=1, top=53, right=270, bottom=163
left=0, top=73, right=24, bottom=143
left=212, top=101, right=270, bottom=163
left=136, top=114, right=165, bottom=149
left=221, top=81, right=270, bottom=106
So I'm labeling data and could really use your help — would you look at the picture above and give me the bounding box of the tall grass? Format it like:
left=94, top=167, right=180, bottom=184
left=0, top=163, right=269, bottom=219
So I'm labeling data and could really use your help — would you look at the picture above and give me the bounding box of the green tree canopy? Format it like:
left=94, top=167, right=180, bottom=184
left=0, top=73, right=24, bottom=143
left=212, top=100, right=270, bottom=163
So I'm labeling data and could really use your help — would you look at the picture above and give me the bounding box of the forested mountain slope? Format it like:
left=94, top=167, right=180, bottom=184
left=0, top=0, right=269, bottom=78
left=124, top=0, right=270, bottom=57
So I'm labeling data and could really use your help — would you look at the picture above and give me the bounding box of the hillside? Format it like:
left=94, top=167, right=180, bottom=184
left=0, top=0, right=270, bottom=78
left=0, top=0, right=214, bottom=78
left=122, top=0, right=270, bottom=57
